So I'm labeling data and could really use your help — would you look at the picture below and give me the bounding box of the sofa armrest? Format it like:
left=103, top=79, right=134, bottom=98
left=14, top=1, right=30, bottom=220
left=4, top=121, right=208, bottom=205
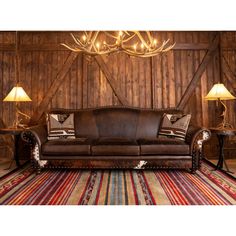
left=21, top=125, right=48, bottom=171
left=185, top=125, right=211, bottom=172
left=22, top=124, right=47, bottom=147
left=185, top=125, right=211, bottom=153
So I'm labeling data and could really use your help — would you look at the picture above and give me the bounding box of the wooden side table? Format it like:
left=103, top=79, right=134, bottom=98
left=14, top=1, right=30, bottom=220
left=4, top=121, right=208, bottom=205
left=0, top=127, right=24, bottom=168
left=210, top=128, right=236, bottom=173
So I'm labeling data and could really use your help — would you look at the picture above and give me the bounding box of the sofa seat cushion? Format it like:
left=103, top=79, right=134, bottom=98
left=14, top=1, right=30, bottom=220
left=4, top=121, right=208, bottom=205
left=92, top=137, right=139, bottom=155
left=139, top=138, right=189, bottom=155
left=92, top=145, right=140, bottom=156
left=42, top=138, right=92, bottom=155
left=95, top=137, right=138, bottom=145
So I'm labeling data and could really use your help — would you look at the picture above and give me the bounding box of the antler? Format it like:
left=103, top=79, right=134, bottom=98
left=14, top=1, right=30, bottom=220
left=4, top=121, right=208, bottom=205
left=61, top=31, right=175, bottom=57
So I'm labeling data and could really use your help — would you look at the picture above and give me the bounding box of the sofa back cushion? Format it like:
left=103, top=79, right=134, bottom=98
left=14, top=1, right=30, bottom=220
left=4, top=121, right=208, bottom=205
left=136, top=110, right=162, bottom=139
left=94, top=108, right=139, bottom=138
left=74, top=110, right=99, bottom=138
left=61, top=107, right=184, bottom=140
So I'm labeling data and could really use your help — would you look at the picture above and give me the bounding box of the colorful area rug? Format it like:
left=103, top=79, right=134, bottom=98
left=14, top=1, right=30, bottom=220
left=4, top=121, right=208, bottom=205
left=0, top=161, right=235, bottom=205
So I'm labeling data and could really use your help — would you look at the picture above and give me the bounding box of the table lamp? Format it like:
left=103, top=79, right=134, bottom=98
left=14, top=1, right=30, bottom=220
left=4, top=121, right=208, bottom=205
left=205, top=83, right=235, bottom=129
left=3, top=85, right=32, bottom=128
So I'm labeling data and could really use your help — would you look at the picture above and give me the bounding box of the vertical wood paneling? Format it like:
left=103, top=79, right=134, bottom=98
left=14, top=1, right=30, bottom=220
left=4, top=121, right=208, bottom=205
left=154, top=54, right=163, bottom=108
left=0, top=31, right=236, bottom=130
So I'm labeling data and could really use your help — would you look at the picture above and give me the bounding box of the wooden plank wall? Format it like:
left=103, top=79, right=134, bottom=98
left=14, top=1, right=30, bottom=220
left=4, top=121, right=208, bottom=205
left=1, top=31, right=236, bottom=158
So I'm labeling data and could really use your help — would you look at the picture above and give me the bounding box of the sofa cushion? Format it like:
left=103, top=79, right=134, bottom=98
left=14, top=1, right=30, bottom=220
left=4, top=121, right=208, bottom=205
left=95, top=137, right=138, bottom=145
left=139, top=138, right=189, bottom=155
left=46, top=113, right=75, bottom=140
left=42, top=138, right=91, bottom=155
left=158, top=113, right=191, bottom=141
left=94, top=108, right=139, bottom=138
left=74, top=111, right=99, bottom=139
left=92, top=145, right=140, bottom=156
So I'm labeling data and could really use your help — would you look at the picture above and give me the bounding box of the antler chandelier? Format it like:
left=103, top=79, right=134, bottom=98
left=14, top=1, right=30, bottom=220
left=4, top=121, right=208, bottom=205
left=61, top=31, right=175, bottom=57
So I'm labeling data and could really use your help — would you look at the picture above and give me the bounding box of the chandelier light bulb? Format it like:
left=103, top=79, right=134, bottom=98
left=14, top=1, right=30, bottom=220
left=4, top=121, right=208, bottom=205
left=82, top=35, right=87, bottom=43
left=96, top=42, right=100, bottom=50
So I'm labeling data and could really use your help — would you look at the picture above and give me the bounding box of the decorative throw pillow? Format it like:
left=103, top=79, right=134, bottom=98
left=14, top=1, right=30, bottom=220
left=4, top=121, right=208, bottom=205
left=158, top=113, right=191, bottom=141
left=46, top=113, right=75, bottom=140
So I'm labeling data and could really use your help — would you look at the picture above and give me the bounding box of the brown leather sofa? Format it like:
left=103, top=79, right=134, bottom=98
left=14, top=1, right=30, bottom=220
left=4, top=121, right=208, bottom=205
left=23, top=107, right=211, bottom=174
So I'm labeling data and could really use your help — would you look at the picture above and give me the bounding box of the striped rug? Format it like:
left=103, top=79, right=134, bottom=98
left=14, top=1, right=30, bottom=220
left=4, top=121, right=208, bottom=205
left=0, top=161, right=235, bottom=205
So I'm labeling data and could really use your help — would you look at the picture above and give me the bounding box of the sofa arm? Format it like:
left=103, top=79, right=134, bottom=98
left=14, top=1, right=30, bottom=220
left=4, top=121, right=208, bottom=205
left=21, top=125, right=48, bottom=172
left=22, top=124, right=48, bottom=147
left=185, top=125, right=211, bottom=153
left=185, top=125, right=211, bottom=172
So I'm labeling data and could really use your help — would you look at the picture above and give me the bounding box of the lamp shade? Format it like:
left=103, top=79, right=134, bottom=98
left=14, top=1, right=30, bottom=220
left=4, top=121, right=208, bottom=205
left=205, top=83, right=236, bottom=101
left=3, top=86, right=32, bottom=102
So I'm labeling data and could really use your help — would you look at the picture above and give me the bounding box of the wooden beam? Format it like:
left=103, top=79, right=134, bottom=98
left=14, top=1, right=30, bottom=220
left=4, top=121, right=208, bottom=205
left=0, top=44, right=15, bottom=51
left=173, top=43, right=209, bottom=50
left=222, top=55, right=236, bottom=83
left=29, top=52, right=78, bottom=123
left=222, top=41, right=236, bottom=50
left=177, top=34, right=220, bottom=110
left=222, top=56, right=236, bottom=89
left=19, top=44, right=67, bottom=51
left=0, top=43, right=210, bottom=52
left=95, top=55, right=129, bottom=106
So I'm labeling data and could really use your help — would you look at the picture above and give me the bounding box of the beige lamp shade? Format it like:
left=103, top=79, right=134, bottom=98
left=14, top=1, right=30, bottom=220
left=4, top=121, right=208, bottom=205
left=205, top=83, right=236, bottom=101
left=3, top=86, right=32, bottom=102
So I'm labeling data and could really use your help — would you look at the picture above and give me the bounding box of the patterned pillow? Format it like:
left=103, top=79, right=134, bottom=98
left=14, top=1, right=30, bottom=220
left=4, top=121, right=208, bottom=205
left=46, top=113, right=75, bottom=140
left=158, top=113, right=191, bottom=141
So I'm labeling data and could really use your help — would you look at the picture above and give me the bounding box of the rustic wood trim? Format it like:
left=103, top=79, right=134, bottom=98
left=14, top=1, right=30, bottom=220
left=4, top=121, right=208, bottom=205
left=177, top=34, right=220, bottom=110
left=29, top=52, right=78, bottom=123
left=95, top=55, right=129, bottom=106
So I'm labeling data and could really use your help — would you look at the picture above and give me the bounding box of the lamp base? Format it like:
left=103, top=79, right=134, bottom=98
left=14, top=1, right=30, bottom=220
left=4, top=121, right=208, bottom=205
left=12, top=106, right=30, bottom=129
left=216, top=122, right=234, bottom=130
left=216, top=99, right=234, bottom=129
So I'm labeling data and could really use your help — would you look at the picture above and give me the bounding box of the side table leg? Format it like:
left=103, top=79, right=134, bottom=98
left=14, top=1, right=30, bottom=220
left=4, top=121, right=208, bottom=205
left=216, top=135, right=224, bottom=170
left=14, top=134, right=21, bottom=167
left=215, top=134, right=234, bottom=173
